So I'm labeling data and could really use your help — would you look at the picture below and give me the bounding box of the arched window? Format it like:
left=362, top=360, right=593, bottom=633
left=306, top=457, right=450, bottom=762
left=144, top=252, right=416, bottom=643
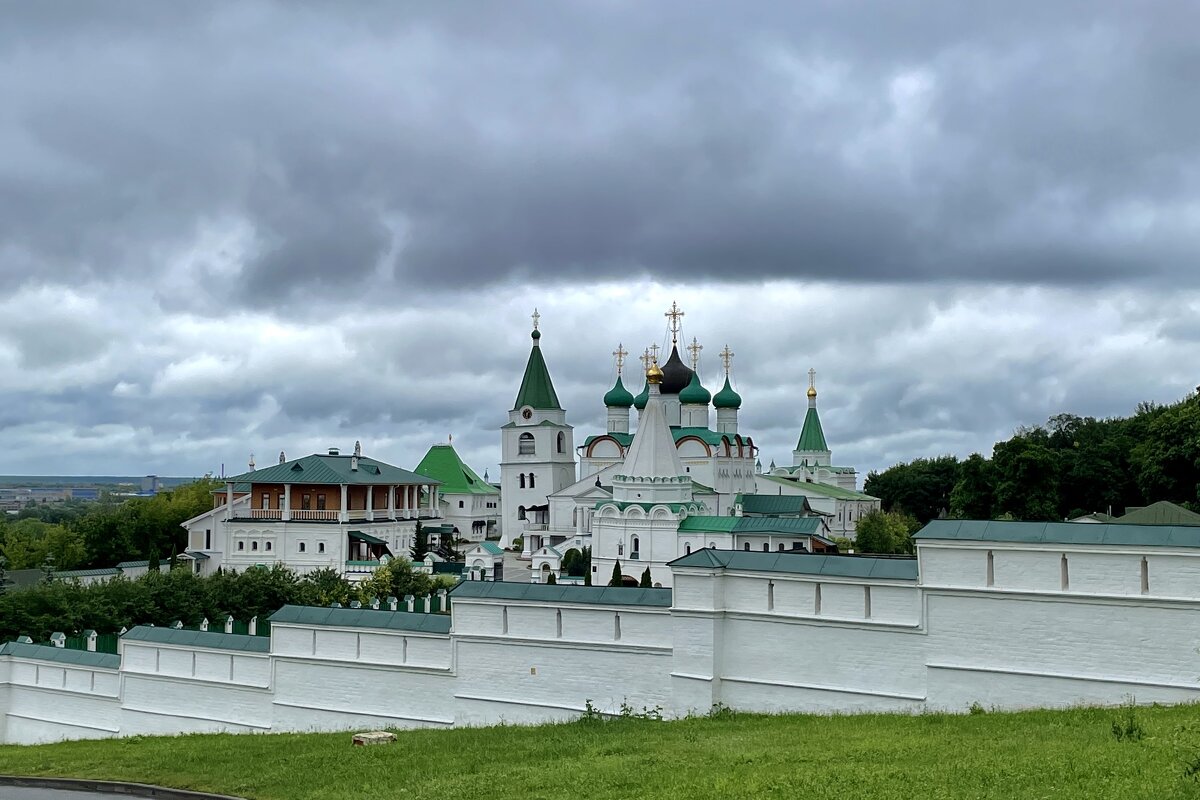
left=518, top=506, right=526, bottom=520
left=299, top=542, right=306, bottom=553
left=744, top=542, right=750, bottom=551
left=458, top=500, right=464, bottom=508
left=529, top=473, right=536, bottom=489
left=518, top=433, right=535, bottom=455
left=519, top=474, right=525, bottom=489
left=252, top=541, right=259, bottom=551
left=266, top=541, right=272, bottom=551
left=685, top=544, right=692, bottom=555
left=557, top=432, right=565, bottom=453
left=631, top=536, right=640, bottom=554
left=762, top=543, right=769, bottom=552
left=318, top=542, right=325, bottom=554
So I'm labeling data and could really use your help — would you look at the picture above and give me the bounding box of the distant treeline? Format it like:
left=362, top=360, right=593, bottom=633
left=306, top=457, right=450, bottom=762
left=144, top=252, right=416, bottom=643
left=0, top=478, right=220, bottom=571
left=864, top=394, right=1200, bottom=523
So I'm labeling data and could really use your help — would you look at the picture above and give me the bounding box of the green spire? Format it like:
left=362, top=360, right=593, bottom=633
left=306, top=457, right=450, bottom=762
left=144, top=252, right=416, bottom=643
left=679, top=371, right=711, bottom=405
left=604, top=375, right=635, bottom=408
left=796, top=407, right=828, bottom=452
left=713, top=376, right=742, bottom=409
left=513, top=329, right=562, bottom=410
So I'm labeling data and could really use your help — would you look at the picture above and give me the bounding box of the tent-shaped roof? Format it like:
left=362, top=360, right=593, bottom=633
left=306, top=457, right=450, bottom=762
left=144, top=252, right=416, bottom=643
left=415, top=444, right=499, bottom=495
left=796, top=407, right=828, bottom=452
left=513, top=330, right=562, bottom=410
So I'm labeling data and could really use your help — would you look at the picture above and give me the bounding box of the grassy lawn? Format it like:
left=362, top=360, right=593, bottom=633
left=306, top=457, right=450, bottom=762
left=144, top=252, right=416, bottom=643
left=4, top=705, right=1200, bottom=799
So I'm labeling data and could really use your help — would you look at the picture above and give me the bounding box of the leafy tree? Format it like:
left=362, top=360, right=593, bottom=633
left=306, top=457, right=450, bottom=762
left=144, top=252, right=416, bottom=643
left=0, top=519, right=86, bottom=570
left=854, top=510, right=918, bottom=554
left=864, top=456, right=960, bottom=522
left=355, top=558, right=433, bottom=603
left=148, top=549, right=160, bottom=572
left=639, top=567, right=652, bottom=588
left=0, top=554, right=9, bottom=596
left=562, top=546, right=592, bottom=578
left=610, top=560, right=623, bottom=587
left=949, top=454, right=995, bottom=519
left=992, top=433, right=1059, bottom=520
left=584, top=570, right=592, bottom=586
left=546, top=573, right=557, bottom=585
left=168, top=544, right=178, bottom=570
left=410, top=521, right=429, bottom=562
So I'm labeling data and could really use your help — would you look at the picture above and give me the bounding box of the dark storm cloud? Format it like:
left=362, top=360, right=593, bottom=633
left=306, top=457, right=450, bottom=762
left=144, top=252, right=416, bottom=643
left=2, top=0, right=1199, bottom=305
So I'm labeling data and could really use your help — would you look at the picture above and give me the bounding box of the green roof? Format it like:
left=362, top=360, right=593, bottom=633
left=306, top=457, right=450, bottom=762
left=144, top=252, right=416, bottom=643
left=759, top=474, right=877, bottom=501
left=0, top=641, right=121, bottom=669
left=226, top=453, right=435, bottom=487
left=713, top=376, right=742, bottom=409
left=269, top=604, right=452, bottom=634
left=915, top=519, right=1200, bottom=548
left=55, top=567, right=121, bottom=579
left=513, top=333, right=562, bottom=410
left=348, top=530, right=388, bottom=546
left=796, top=407, right=829, bottom=452
left=679, top=515, right=822, bottom=536
left=736, top=495, right=816, bottom=516
left=679, top=371, right=711, bottom=405
left=414, top=444, right=499, bottom=496
left=122, top=625, right=270, bottom=653
left=1115, top=501, right=1200, bottom=527
left=584, top=427, right=746, bottom=451
left=451, top=581, right=672, bottom=607
left=604, top=375, right=636, bottom=408
left=669, top=549, right=919, bottom=581
left=470, top=541, right=505, bottom=556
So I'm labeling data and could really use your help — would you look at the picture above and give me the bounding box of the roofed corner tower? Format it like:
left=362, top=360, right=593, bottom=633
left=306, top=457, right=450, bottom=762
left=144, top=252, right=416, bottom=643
left=793, top=368, right=831, bottom=467
left=499, top=310, right=577, bottom=547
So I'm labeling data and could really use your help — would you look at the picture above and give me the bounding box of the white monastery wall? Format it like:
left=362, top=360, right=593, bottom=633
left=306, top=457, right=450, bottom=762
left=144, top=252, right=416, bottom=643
left=7, top=537, right=1200, bottom=744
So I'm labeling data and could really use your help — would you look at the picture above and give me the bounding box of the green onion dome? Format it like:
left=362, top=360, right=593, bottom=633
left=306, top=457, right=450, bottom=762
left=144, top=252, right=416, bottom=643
left=633, top=378, right=650, bottom=410
left=603, top=375, right=635, bottom=408
left=713, top=376, right=742, bottom=409
left=679, top=371, right=711, bottom=405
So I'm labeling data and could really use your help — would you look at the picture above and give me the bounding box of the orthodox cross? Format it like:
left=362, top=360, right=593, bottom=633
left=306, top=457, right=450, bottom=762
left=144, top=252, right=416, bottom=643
left=649, top=342, right=661, bottom=363
left=809, top=368, right=817, bottom=391
left=531, top=308, right=540, bottom=330
left=720, top=344, right=734, bottom=374
left=613, top=343, right=628, bottom=375
left=665, top=301, right=685, bottom=344
left=639, top=348, right=652, bottom=370
left=687, top=337, right=703, bottom=370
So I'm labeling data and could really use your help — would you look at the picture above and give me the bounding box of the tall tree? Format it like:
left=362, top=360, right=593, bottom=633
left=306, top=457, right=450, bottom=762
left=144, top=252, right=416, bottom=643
left=992, top=433, right=1060, bottom=520
left=639, top=567, right=653, bottom=588
left=864, top=456, right=960, bottom=522
left=609, top=560, right=623, bottom=587
left=949, top=454, right=995, bottom=519
left=410, top=521, right=429, bottom=562
left=853, top=510, right=918, bottom=554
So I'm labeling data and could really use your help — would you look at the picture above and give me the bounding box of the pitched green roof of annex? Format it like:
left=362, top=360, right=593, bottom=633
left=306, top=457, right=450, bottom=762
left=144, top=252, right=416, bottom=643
left=269, top=605, right=452, bottom=634
left=736, top=494, right=817, bottom=516
left=604, top=375, right=636, bottom=408
left=513, top=330, right=562, bottom=410
left=795, top=407, right=829, bottom=452
left=915, top=519, right=1200, bottom=548
left=122, top=626, right=269, bottom=653
left=0, top=641, right=121, bottom=669
left=678, top=516, right=823, bottom=536
left=451, top=581, right=672, bottom=607
left=414, top=444, right=499, bottom=496
left=669, top=549, right=918, bottom=581
left=1115, top=501, right=1200, bottom=527
left=225, top=453, right=435, bottom=487
left=759, top=474, right=877, bottom=501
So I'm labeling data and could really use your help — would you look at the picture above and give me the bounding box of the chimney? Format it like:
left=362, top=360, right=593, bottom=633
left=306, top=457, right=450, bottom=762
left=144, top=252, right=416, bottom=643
left=328, top=447, right=340, bottom=456
left=351, top=455, right=359, bottom=471
left=354, top=440, right=362, bottom=457
left=279, top=451, right=286, bottom=464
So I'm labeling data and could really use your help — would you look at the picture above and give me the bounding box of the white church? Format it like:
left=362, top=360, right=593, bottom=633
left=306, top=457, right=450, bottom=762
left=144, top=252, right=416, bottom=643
left=502, top=304, right=879, bottom=586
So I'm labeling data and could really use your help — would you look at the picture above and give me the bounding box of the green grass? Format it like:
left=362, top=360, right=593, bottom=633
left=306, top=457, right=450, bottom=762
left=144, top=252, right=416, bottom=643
left=5, top=705, right=1200, bottom=799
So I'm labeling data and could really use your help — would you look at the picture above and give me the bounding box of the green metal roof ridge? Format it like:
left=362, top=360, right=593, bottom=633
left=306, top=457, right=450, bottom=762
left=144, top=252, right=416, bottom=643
left=679, top=515, right=822, bottom=535
left=226, top=453, right=436, bottom=487
left=0, top=641, right=121, bottom=669
left=1115, top=501, right=1200, bottom=527
left=668, top=549, right=918, bottom=581
left=795, top=406, right=829, bottom=452
left=268, top=604, right=452, bottom=634
left=122, top=626, right=270, bottom=653
left=415, top=444, right=499, bottom=495
left=513, top=336, right=562, bottom=410
left=759, top=474, right=877, bottom=501
left=450, top=581, right=672, bottom=607
left=916, top=519, right=1200, bottom=548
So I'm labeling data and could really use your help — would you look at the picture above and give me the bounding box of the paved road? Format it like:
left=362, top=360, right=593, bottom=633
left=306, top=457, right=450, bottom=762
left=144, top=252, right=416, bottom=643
left=0, top=790, right=113, bottom=799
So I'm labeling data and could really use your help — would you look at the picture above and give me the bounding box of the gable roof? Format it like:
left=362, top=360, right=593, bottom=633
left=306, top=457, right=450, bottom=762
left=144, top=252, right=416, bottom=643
left=669, top=548, right=918, bottom=580
left=414, top=444, right=499, bottom=495
left=122, top=625, right=269, bottom=653
left=467, top=541, right=505, bottom=556
left=269, top=605, right=452, bottom=634
left=513, top=335, right=562, bottom=410
left=0, top=641, right=121, bottom=669
left=678, top=515, right=823, bottom=536
left=737, top=494, right=816, bottom=516
left=1116, top=501, right=1200, bottom=527
left=915, top=519, right=1200, bottom=548
left=451, top=581, right=672, bottom=608
left=758, top=474, right=877, bottom=501
left=225, top=453, right=434, bottom=487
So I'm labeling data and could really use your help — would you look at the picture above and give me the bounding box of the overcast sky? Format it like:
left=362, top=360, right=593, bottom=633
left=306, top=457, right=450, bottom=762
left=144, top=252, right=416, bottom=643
left=1, top=2, right=1198, bottom=483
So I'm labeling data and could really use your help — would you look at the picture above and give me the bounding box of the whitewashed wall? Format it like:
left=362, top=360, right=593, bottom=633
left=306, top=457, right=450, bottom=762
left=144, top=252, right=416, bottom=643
left=0, top=655, right=121, bottom=744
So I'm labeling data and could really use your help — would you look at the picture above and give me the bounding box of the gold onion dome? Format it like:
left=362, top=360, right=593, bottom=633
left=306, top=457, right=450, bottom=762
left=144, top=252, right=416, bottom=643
left=807, top=385, right=817, bottom=399
left=647, top=361, right=664, bottom=384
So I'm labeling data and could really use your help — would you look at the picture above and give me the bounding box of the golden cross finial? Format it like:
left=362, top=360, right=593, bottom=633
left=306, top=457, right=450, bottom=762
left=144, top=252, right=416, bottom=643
left=648, top=342, right=661, bottom=363
left=665, top=301, right=685, bottom=344
left=613, top=343, right=628, bottom=374
left=531, top=308, right=540, bottom=330
left=720, top=344, right=734, bottom=374
left=809, top=368, right=816, bottom=390
left=687, top=336, right=703, bottom=370
left=639, top=348, right=651, bottom=369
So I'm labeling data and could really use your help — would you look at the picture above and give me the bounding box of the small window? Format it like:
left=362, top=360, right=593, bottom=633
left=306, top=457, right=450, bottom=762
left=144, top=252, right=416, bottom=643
left=252, top=541, right=258, bottom=551
left=555, top=609, right=562, bottom=638
left=502, top=606, right=509, bottom=634
left=302, top=494, right=311, bottom=510
left=519, top=474, right=525, bottom=489
left=762, top=543, right=769, bottom=552
left=685, top=544, right=692, bottom=555
left=767, top=581, right=775, bottom=611
left=557, top=431, right=565, bottom=453
left=614, top=612, right=621, bottom=641
left=986, top=550, right=994, bottom=587
left=864, top=586, right=872, bottom=618
left=529, top=473, right=536, bottom=489
left=518, top=506, right=526, bottom=520
left=814, top=583, right=822, bottom=614
left=778, top=543, right=785, bottom=551
left=631, top=536, right=640, bottom=554
left=299, top=542, right=306, bottom=553
left=1060, top=554, right=1070, bottom=591
left=265, top=541, right=272, bottom=551
left=1141, top=556, right=1149, bottom=595
left=459, top=500, right=464, bottom=508
left=317, top=495, right=327, bottom=511
left=318, top=542, right=325, bottom=554
left=519, top=433, right=535, bottom=455
left=237, top=541, right=244, bottom=551
left=261, top=492, right=270, bottom=509
left=744, top=542, right=751, bottom=551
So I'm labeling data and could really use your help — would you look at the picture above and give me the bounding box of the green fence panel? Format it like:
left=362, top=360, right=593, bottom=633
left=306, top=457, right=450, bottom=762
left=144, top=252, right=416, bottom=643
left=95, top=633, right=120, bottom=654
left=256, top=619, right=271, bottom=637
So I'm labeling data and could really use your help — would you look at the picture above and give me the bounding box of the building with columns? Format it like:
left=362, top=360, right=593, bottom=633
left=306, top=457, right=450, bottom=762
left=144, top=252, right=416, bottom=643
left=182, top=443, right=443, bottom=581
